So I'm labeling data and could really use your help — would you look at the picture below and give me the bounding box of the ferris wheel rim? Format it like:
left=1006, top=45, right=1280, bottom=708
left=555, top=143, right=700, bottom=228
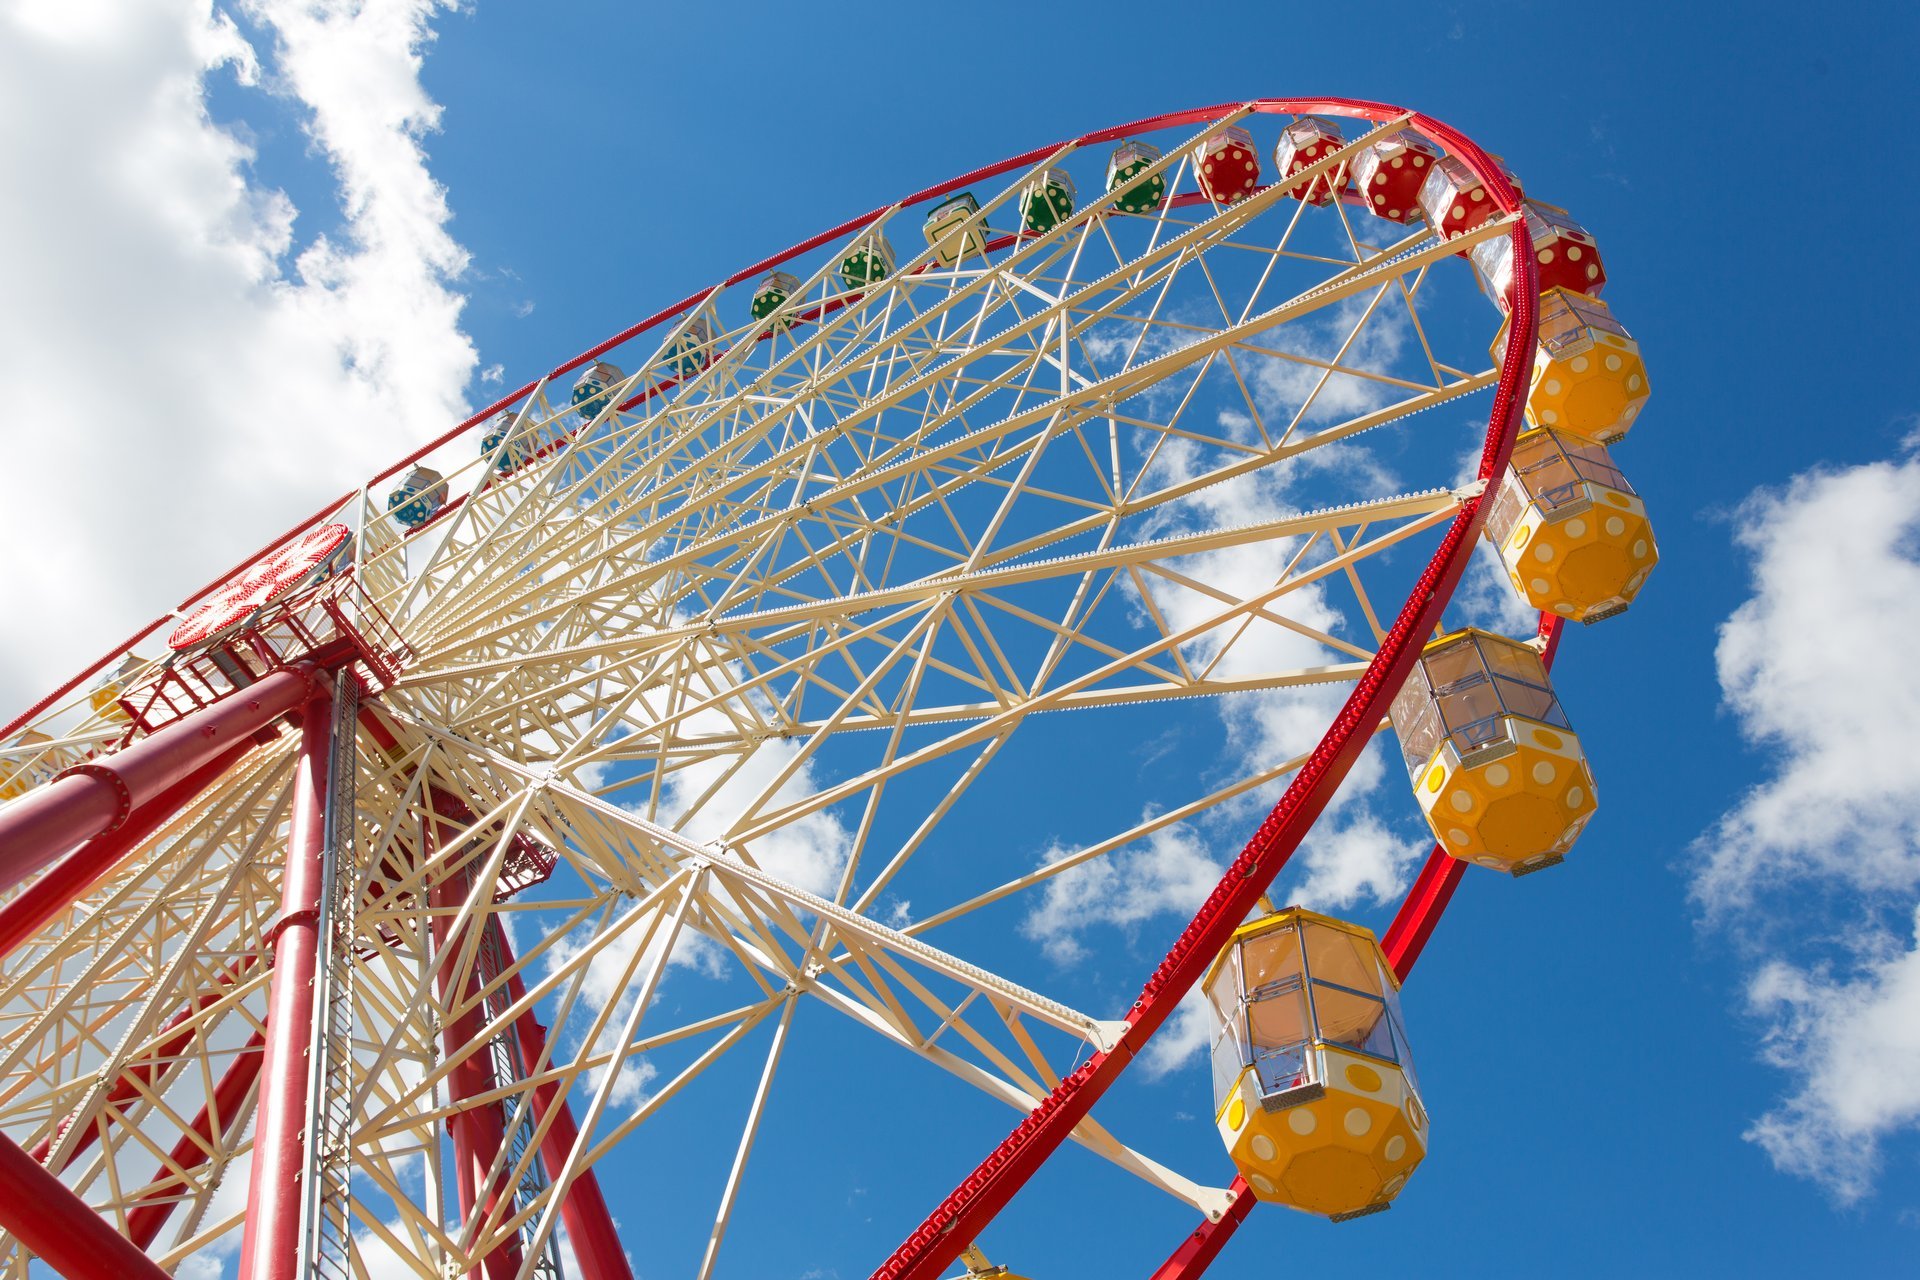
left=0, top=95, right=1550, bottom=1280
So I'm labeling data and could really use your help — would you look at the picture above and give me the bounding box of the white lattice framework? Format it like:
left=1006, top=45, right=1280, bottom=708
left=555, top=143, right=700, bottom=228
left=0, top=102, right=1528, bottom=1279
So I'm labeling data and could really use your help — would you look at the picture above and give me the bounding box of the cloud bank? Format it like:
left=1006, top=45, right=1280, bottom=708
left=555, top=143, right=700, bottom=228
left=0, top=0, right=477, bottom=715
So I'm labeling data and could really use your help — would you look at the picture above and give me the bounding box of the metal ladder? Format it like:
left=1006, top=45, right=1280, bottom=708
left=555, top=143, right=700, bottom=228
left=296, top=673, right=362, bottom=1279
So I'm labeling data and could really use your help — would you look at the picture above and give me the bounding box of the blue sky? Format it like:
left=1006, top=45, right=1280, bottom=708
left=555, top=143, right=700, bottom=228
left=5, top=0, right=1920, bottom=1277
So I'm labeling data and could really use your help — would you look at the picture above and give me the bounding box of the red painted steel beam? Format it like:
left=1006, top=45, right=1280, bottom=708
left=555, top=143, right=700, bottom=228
left=1146, top=1176, right=1255, bottom=1280
left=492, top=923, right=634, bottom=1280
left=0, top=664, right=316, bottom=895
left=430, top=851, right=524, bottom=1280
left=0, top=741, right=257, bottom=961
left=237, top=682, right=333, bottom=1280
left=364, top=707, right=561, bottom=1274
left=867, top=100, right=1537, bottom=1280
left=1380, top=847, right=1470, bottom=979
left=125, top=1029, right=267, bottom=1250
left=0, top=1131, right=173, bottom=1280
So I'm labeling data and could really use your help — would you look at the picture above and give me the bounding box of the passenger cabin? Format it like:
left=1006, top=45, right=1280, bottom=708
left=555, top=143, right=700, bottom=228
left=1349, top=129, right=1439, bottom=225
left=0, top=730, right=55, bottom=802
left=1503, top=288, right=1649, bottom=443
left=1020, top=167, right=1076, bottom=234
left=89, top=654, right=147, bottom=724
left=387, top=465, right=448, bottom=530
left=1485, top=427, right=1658, bottom=623
left=1207, top=907, right=1427, bottom=1220
left=750, top=270, right=802, bottom=327
left=1471, top=200, right=1606, bottom=308
left=664, top=308, right=717, bottom=380
left=923, top=192, right=987, bottom=267
left=839, top=230, right=895, bottom=290
left=481, top=410, right=533, bottom=474
left=1272, top=117, right=1350, bottom=207
left=1418, top=153, right=1520, bottom=239
left=1193, top=125, right=1260, bottom=205
left=571, top=361, right=626, bottom=424
left=1390, top=629, right=1597, bottom=875
left=1105, top=140, right=1166, bottom=214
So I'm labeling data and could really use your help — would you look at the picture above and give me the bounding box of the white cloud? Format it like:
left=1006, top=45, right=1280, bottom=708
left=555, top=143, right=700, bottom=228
left=0, top=0, right=477, bottom=715
left=670, top=730, right=851, bottom=900
left=1037, top=326, right=1432, bottom=1075
left=1233, top=295, right=1411, bottom=436
left=611, top=653, right=853, bottom=901
left=1137, top=432, right=1423, bottom=896
left=1742, top=907, right=1920, bottom=1203
left=1139, top=986, right=1212, bottom=1079
left=1020, top=822, right=1223, bottom=966
left=1697, top=435, right=1920, bottom=1202
left=1016, top=394, right=1427, bottom=1055
left=1289, top=807, right=1425, bottom=911
left=533, top=670, right=854, bottom=1106
left=1697, top=441, right=1920, bottom=911
left=540, top=907, right=669, bottom=1109
left=1450, top=533, right=1543, bottom=635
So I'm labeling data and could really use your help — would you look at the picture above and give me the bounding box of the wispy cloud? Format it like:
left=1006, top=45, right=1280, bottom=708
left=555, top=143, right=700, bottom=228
left=1696, top=432, right=1920, bottom=1202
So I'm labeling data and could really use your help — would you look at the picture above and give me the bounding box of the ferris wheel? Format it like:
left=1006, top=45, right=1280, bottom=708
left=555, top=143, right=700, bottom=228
left=0, top=97, right=1656, bottom=1280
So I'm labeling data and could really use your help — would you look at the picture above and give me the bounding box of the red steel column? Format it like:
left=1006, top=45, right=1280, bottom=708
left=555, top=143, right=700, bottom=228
left=495, top=924, right=633, bottom=1280
left=237, top=683, right=333, bottom=1280
left=431, top=860, right=524, bottom=1280
left=0, top=741, right=258, bottom=959
left=1146, top=1176, right=1255, bottom=1280
left=0, top=1132, right=173, bottom=1280
left=0, top=663, right=315, bottom=893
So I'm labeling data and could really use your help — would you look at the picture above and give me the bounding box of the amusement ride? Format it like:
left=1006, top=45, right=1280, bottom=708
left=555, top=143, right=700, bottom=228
left=0, top=97, right=1655, bottom=1280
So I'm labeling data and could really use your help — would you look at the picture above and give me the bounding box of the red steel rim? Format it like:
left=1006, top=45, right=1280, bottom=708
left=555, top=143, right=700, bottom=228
left=0, top=96, right=1548, bottom=1280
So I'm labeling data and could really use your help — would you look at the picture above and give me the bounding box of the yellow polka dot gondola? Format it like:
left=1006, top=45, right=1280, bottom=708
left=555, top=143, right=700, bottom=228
left=1389, top=629, right=1598, bottom=875
left=1500, top=288, right=1649, bottom=444
left=88, top=654, right=147, bottom=724
left=0, top=730, right=54, bottom=801
left=1205, top=907, right=1427, bottom=1221
left=1483, top=427, right=1659, bottom=623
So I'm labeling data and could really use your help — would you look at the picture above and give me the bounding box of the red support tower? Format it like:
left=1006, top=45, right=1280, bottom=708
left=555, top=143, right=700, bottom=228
left=0, top=1133, right=173, bottom=1280
left=497, top=924, right=636, bottom=1280
left=238, top=681, right=335, bottom=1280
left=0, top=663, right=314, bottom=893
left=431, top=854, right=526, bottom=1280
